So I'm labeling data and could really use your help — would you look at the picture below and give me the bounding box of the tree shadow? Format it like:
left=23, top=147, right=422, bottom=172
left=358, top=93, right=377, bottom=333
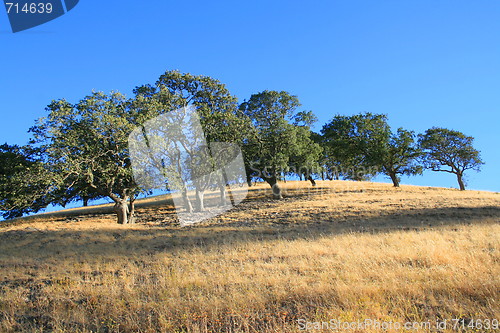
left=1, top=184, right=498, bottom=261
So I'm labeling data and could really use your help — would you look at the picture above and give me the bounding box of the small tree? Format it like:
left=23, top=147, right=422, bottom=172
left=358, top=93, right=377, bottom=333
left=289, top=113, right=323, bottom=186
left=418, top=127, right=484, bottom=190
left=309, top=131, right=329, bottom=181
left=240, top=91, right=322, bottom=199
left=379, top=128, right=422, bottom=187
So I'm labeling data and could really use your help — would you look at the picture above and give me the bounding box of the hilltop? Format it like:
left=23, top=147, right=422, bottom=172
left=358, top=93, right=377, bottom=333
left=0, top=181, right=499, bottom=332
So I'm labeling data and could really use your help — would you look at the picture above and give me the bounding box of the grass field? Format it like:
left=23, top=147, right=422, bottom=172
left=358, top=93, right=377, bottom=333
left=0, top=181, right=499, bottom=332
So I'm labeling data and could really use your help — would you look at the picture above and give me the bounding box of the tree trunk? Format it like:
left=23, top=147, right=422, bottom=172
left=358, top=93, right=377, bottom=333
left=182, top=187, right=193, bottom=213
left=83, top=196, right=89, bottom=207
left=272, top=183, right=282, bottom=199
left=114, top=199, right=129, bottom=224
left=457, top=173, right=466, bottom=191
left=219, top=184, right=228, bottom=205
left=195, top=189, right=205, bottom=211
left=128, top=197, right=136, bottom=224
left=246, top=174, right=253, bottom=187
left=388, top=171, right=400, bottom=187
left=265, top=176, right=282, bottom=199
left=307, top=174, right=316, bottom=186
left=219, top=170, right=228, bottom=205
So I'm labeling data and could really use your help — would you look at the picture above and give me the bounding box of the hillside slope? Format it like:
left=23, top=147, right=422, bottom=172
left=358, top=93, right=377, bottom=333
left=0, top=181, right=499, bottom=332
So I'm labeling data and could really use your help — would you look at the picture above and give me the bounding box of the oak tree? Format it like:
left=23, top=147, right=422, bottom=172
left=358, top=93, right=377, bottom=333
left=418, top=127, right=483, bottom=190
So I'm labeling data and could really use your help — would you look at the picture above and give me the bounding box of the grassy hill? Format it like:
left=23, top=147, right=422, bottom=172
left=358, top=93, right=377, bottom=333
left=0, top=181, right=499, bottom=332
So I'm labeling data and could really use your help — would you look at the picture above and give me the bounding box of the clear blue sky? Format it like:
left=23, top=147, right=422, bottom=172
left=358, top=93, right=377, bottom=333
left=1, top=0, right=499, bottom=192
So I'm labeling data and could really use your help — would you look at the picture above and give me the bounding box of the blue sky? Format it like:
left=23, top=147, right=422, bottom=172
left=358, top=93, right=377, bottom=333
left=1, top=0, right=499, bottom=193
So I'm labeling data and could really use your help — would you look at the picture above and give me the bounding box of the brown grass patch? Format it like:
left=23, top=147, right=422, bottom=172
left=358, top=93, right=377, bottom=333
left=0, top=181, right=498, bottom=332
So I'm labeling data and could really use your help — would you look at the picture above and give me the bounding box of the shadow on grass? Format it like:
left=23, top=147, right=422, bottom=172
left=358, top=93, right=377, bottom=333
left=0, top=184, right=498, bottom=261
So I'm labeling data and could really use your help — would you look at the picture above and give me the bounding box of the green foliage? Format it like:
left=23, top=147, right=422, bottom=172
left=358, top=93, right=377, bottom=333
left=293, top=110, right=317, bottom=127
left=29, top=92, right=140, bottom=223
left=52, top=180, right=104, bottom=207
left=239, top=90, right=322, bottom=197
left=2, top=69, right=486, bottom=219
left=132, top=70, right=250, bottom=211
left=418, top=127, right=483, bottom=190
left=0, top=144, right=52, bottom=219
left=134, top=70, right=248, bottom=144
left=379, top=128, right=423, bottom=187
left=321, top=113, right=422, bottom=186
left=288, top=128, right=323, bottom=183
left=321, top=113, right=389, bottom=181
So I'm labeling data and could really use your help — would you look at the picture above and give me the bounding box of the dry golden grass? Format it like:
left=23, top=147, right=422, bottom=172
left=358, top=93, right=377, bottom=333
left=0, top=181, right=499, bottom=332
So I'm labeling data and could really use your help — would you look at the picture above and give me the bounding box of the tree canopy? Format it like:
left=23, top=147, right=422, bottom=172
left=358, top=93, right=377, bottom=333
left=132, top=70, right=249, bottom=212
left=29, top=92, right=140, bottom=224
left=0, top=144, right=52, bottom=219
left=378, top=128, right=422, bottom=187
left=321, top=113, right=389, bottom=181
left=0, top=71, right=486, bottom=222
left=418, top=127, right=483, bottom=190
left=240, top=90, right=322, bottom=198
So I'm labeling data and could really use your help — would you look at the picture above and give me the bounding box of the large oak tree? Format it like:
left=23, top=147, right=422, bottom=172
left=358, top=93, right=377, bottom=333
left=29, top=92, right=141, bottom=224
left=321, top=113, right=422, bottom=187
left=132, top=70, right=249, bottom=212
